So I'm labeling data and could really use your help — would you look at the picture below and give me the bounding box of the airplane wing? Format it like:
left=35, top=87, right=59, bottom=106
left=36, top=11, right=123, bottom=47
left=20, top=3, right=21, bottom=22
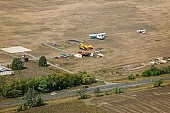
left=89, top=33, right=106, bottom=39
left=89, top=34, right=97, bottom=38
left=98, top=32, right=106, bottom=35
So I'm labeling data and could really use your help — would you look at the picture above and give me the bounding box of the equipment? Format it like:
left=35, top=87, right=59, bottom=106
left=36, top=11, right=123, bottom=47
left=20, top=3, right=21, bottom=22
left=79, top=43, right=93, bottom=51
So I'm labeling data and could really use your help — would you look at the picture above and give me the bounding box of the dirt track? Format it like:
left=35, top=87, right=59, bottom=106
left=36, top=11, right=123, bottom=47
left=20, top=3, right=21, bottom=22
left=0, top=0, right=170, bottom=73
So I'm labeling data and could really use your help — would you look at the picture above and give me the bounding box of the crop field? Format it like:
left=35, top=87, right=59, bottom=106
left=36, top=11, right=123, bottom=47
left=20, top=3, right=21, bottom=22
left=89, top=86, right=170, bottom=113
left=0, top=0, right=170, bottom=75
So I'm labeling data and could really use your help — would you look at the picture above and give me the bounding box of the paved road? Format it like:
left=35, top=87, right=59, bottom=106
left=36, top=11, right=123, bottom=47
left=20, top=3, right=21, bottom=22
left=0, top=76, right=170, bottom=107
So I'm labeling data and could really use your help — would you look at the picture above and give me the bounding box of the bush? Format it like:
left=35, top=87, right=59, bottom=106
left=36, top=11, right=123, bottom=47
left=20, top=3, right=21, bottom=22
left=36, top=96, right=45, bottom=106
left=163, top=66, right=170, bottom=74
left=94, top=87, right=102, bottom=97
left=38, top=56, right=47, bottom=67
left=142, top=69, right=151, bottom=77
left=112, top=87, right=123, bottom=94
left=127, top=74, right=135, bottom=80
left=23, top=103, right=28, bottom=110
left=105, top=91, right=109, bottom=95
left=142, top=65, right=164, bottom=77
left=153, top=80, right=163, bottom=87
left=17, top=105, right=23, bottom=111
left=80, top=94, right=91, bottom=99
left=76, top=88, right=91, bottom=99
left=12, top=58, right=24, bottom=70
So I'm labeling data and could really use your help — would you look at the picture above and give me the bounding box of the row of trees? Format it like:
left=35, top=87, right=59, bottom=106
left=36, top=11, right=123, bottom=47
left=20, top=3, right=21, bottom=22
left=76, top=78, right=164, bottom=100
left=1, top=71, right=96, bottom=98
left=142, top=65, right=170, bottom=77
left=76, top=87, right=123, bottom=99
left=126, top=65, right=170, bottom=81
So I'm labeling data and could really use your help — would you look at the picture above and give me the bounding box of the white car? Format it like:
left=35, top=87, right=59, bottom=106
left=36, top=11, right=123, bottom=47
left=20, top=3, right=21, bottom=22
left=51, top=92, right=57, bottom=96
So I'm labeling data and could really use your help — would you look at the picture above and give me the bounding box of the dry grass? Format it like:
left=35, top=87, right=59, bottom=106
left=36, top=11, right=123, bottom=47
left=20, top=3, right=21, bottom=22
left=0, top=0, right=170, bottom=74
left=0, top=97, right=109, bottom=113
left=0, top=0, right=170, bottom=112
left=23, top=100, right=108, bottom=113
left=2, top=61, right=63, bottom=82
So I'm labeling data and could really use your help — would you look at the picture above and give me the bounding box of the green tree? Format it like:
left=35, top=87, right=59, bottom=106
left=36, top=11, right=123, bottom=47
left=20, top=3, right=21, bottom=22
left=76, top=88, right=90, bottom=99
left=112, top=87, right=123, bottom=94
left=127, top=74, right=135, bottom=80
left=23, top=88, right=37, bottom=107
left=23, top=103, right=28, bottom=110
left=16, top=105, right=23, bottom=111
left=38, top=77, right=50, bottom=93
left=94, top=87, right=102, bottom=97
left=153, top=80, right=163, bottom=87
left=38, top=56, right=47, bottom=67
left=11, top=57, right=24, bottom=70
left=142, top=65, right=164, bottom=77
left=0, top=76, right=5, bottom=97
left=36, top=96, right=45, bottom=106
left=2, top=79, right=28, bottom=98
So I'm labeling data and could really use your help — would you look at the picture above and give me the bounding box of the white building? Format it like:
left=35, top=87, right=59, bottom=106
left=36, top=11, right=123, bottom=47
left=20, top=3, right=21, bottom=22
left=0, top=66, right=14, bottom=75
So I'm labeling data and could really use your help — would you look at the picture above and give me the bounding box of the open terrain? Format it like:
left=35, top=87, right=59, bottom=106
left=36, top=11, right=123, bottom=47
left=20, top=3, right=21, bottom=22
left=18, top=100, right=109, bottom=113
left=0, top=0, right=170, bottom=112
left=89, top=86, right=170, bottom=113
left=0, top=0, right=170, bottom=74
left=2, top=85, right=170, bottom=113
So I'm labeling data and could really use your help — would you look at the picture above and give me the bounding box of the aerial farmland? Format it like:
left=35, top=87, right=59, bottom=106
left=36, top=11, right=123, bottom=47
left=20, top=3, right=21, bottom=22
left=0, top=0, right=170, bottom=112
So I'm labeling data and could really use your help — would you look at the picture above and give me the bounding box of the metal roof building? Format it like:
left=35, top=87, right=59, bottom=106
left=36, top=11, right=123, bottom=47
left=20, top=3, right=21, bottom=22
left=0, top=66, right=14, bottom=75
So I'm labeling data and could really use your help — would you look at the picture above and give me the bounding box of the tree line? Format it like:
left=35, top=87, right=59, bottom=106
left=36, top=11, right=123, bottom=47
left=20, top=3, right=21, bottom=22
left=142, top=65, right=170, bottom=77
left=1, top=71, right=96, bottom=98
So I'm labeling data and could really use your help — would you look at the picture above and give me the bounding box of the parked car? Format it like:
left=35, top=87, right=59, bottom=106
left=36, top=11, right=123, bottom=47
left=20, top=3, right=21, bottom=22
left=51, top=92, right=58, bottom=96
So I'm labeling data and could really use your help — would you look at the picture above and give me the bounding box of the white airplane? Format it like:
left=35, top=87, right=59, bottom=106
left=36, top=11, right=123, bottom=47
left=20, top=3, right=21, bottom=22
left=89, top=32, right=106, bottom=40
left=137, top=29, right=146, bottom=34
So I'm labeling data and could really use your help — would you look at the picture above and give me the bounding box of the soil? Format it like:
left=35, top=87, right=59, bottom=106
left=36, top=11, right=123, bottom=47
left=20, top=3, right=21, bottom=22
left=89, top=86, right=170, bottom=113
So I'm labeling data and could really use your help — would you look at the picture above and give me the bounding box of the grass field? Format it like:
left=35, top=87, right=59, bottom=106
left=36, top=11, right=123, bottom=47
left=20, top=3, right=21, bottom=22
left=0, top=0, right=170, bottom=74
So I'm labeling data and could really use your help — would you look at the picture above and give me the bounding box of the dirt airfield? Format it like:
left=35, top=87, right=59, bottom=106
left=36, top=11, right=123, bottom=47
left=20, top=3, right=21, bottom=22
left=0, top=0, right=170, bottom=73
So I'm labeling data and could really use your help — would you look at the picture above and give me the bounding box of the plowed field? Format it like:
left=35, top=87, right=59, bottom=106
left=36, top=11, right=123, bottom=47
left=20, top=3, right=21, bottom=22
left=90, top=86, right=170, bottom=113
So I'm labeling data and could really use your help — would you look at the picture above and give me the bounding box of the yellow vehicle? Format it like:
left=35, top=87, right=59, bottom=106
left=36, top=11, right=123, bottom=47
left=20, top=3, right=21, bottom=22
left=79, top=43, right=93, bottom=50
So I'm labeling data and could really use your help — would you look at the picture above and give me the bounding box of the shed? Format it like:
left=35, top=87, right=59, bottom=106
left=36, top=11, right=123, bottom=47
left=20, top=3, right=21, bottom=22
left=0, top=66, right=14, bottom=75
left=78, top=51, right=92, bottom=57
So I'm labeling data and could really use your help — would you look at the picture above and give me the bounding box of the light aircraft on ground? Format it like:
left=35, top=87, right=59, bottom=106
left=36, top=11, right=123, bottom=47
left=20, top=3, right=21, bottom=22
left=89, top=32, right=106, bottom=40
left=136, top=29, right=146, bottom=34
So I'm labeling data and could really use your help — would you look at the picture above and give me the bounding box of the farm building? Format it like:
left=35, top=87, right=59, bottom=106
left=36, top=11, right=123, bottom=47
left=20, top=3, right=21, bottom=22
left=0, top=66, right=14, bottom=75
